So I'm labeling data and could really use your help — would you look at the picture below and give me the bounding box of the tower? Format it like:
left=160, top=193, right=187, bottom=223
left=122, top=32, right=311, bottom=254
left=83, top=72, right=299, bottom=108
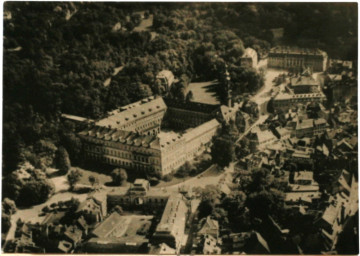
left=225, top=67, right=232, bottom=107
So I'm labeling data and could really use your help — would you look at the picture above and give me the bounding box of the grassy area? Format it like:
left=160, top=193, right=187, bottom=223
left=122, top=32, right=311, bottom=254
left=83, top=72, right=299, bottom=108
left=72, top=167, right=112, bottom=186
left=185, top=80, right=220, bottom=105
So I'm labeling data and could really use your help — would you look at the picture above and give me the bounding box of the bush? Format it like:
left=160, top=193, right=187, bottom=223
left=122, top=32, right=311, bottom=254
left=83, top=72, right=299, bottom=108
left=42, top=206, right=50, bottom=213
left=17, top=179, right=55, bottom=207
left=175, top=161, right=196, bottom=178
left=2, top=214, right=11, bottom=234
left=2, top=198, right=16, bottom=215
left=149, top=177, right=160, bottom=186
left=56, top=147, right=71, bottom=174
left=163, top=174, right=173, bottom=182
left=67, top=169, right=82, bottom=190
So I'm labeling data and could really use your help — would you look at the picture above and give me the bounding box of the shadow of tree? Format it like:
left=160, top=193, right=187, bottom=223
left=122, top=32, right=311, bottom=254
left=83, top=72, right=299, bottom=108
left=47, top=169, right=66, bottom=178
left=203, top=81, right=226, bottom=104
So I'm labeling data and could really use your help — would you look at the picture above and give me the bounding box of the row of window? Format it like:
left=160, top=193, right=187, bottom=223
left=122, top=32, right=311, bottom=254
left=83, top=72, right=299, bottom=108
left=274, top=98, right=321, bottom=107
left=269, top=57, right=322, bottom=66
left=86, top=145, right=160, bottom=164
left=107, top=156, right=158, bottom=171
left=116, top=197, right=166, bottom=204
left=135, top=114, right=163, bottom=132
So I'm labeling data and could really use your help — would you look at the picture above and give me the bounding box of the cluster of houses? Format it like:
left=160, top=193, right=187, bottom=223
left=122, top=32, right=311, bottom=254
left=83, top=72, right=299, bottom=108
left=233, top=52, right=358, bottom=253
left=7, top=44, right=357, bottom=254
left=9, top=175, right=265, bottom=254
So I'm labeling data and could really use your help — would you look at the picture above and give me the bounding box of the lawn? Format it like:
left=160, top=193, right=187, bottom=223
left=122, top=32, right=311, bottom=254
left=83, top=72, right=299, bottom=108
left=185, top=80, right=220, bottom=105
left=71, top=167, right=112, bottom=186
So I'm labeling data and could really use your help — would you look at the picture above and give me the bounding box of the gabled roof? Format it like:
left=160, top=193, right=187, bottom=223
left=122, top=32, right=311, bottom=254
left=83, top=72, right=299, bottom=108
left=269, top=46, right=327, bottom=57
left=336, top=139, right=353, bottom=151
left=290, top=76, right=318, bottom=87
left=183, top=119, right=220, bottom=142
left=92, top=212, right=124, bottom=238
left=149, top=243, right=176, bottom=254
left=155, top=194, right=187, bottom=235
left=314, top=118, right=327, bottom=126
left=337, top=173, right=351, bottom=193
left=296, top=119, right=314, bottom=130
left=78, top=125, right=160, bottom=150
left=198, top=216, right=219, bottom=235
left=294, top=171, right=314, bottom=182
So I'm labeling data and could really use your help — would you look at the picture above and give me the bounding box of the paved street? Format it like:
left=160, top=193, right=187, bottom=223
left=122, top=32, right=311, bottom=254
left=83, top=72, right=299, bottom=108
left=234, top=61, right=285, bottom=144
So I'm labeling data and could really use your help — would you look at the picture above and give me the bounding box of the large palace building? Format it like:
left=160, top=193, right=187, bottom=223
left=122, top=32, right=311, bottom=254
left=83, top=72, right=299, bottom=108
left=268, top=46, right=328, bottom=72
left=95, top=96, right=167, bottom=136
left=272, top=69, right=327, bottom=112
left=77, top=96, right=221, bottom=176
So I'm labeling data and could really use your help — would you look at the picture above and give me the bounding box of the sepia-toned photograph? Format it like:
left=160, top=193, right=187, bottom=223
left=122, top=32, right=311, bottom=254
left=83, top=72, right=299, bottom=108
left=1, top=2, right=358, bottom=254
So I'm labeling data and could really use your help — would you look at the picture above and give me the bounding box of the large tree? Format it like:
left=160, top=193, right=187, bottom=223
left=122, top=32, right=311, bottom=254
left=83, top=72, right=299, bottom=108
left=211, top=136, right=234, bottom=168
left=194, top=185, right=222, bottom=219
left=56, top=146, right=71, bottom=174
left=67, top=169, right=82, bottom=191
left=246, top=188, right=285, bottom=218
left=111, top=168, right=128, bottom=186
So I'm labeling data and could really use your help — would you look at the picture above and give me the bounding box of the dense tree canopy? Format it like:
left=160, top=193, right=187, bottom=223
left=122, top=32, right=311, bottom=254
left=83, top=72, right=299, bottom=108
left=211, top=136, right=234, bottom=168
left=2, top=2, right=357, bottom=205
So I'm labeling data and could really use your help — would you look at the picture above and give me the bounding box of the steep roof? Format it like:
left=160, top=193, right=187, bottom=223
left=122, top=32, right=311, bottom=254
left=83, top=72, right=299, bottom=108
left=285, top=191, right=322, bottom=203
left=269, top=46, right=327, bottom=57
left=78, top=125, right=160, bottom=150
left=296, top=119, right=314, bottom=130
left=96, top=96, right=166, bottom=129
left=254, top=129, right=277, bottom=144
left=198, top=216, right=219, bottom=235
left=155, top=194, right=187, bottom=235
left=92, top=212, right=124, bottom=238
left=274, top=92, right=326, bottom=101
left=61, top=113, right=92, bottom=122
left=290, top=76, right=318, bottom=87
left=314, top=118, right=327, bottom=126
left=149, top=243, right=176, bottom=254
left=294, top=171, right=314, bottom=182
left=183, top=119, right=220, bottom=142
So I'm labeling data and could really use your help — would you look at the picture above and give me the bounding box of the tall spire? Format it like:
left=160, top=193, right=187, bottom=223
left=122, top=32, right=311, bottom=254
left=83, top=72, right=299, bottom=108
left=225, top=64, right=232, bottom=107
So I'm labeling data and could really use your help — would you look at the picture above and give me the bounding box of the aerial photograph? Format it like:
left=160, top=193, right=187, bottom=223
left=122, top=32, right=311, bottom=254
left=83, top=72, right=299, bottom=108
left=1, top=2, right=358, bottom=254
